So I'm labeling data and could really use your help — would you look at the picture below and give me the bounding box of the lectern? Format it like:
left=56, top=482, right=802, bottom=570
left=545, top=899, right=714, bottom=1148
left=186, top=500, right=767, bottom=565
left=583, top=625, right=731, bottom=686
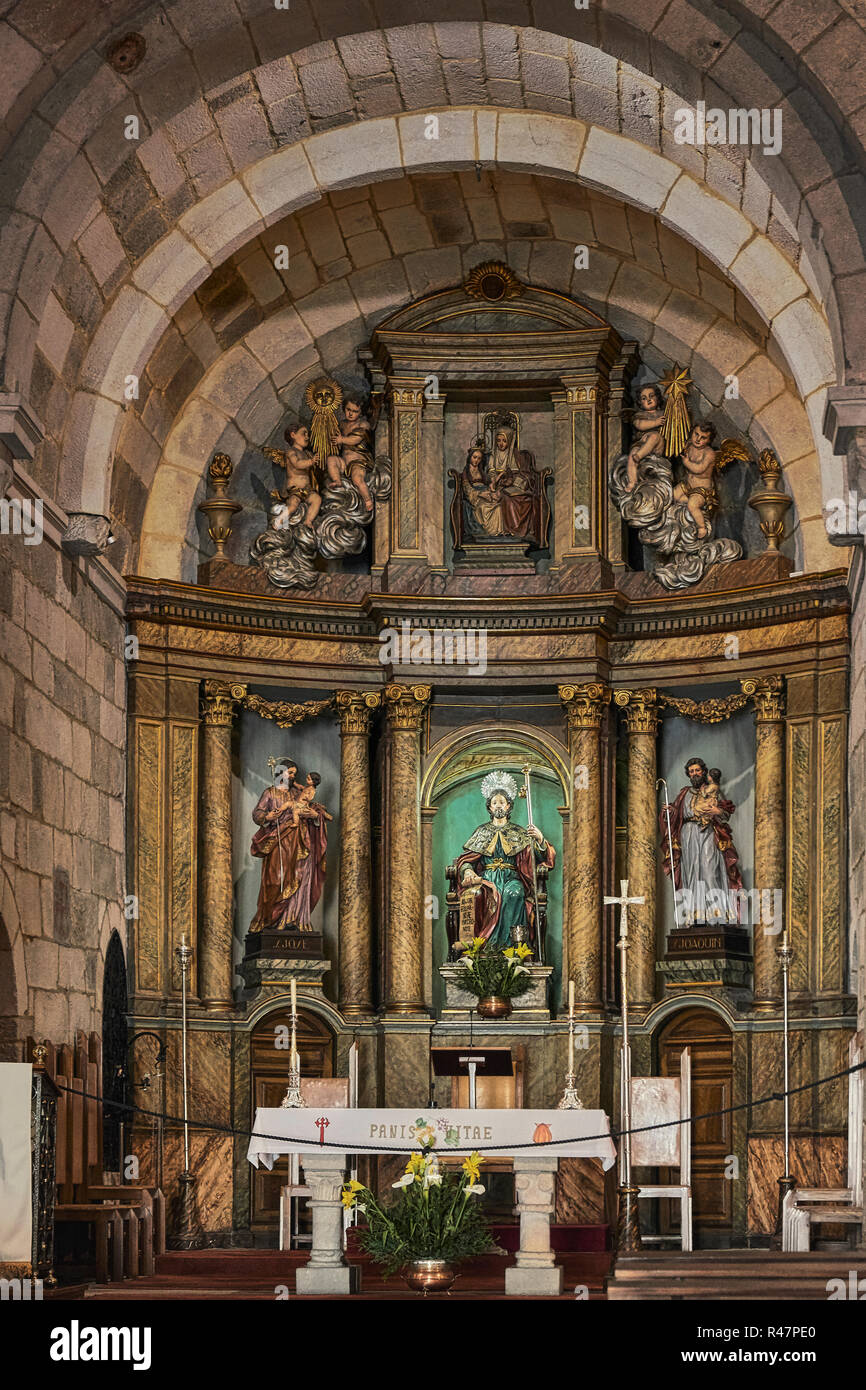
left=431, top=1047, right=513, bottom=1109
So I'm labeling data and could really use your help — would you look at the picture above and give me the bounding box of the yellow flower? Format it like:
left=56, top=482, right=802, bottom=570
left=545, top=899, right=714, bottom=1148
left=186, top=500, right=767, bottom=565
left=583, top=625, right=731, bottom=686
left=406, top=1152, right=426, bottom=1177
left=516, top=943, right=532, bottom=960
left=462, top=1150, right=484, bottom=1183
left=502, top=947, right=516, bottom=960
left=341, top=1180, right=364, bottom=1209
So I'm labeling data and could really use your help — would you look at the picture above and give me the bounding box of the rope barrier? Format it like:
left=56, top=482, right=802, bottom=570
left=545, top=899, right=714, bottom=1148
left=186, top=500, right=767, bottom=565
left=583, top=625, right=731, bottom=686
left=51, top=1056, right=866, bottom=1156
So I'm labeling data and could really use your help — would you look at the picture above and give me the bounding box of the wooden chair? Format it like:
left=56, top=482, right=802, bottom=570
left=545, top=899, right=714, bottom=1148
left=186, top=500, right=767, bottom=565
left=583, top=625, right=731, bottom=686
left=630, top=1048, right=693, bottom=1252
left=279, top=1077, right=351, bottom=1251
left=783, top=1035, right=863, bottom=1252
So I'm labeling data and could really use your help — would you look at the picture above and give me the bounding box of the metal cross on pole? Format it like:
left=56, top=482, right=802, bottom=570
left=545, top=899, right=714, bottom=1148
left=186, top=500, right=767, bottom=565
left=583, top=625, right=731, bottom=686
left=603, top=879, right=646, bottom=1254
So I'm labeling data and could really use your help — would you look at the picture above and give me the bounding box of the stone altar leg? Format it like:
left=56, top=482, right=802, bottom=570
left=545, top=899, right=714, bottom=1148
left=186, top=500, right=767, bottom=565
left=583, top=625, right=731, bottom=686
left=200, top=681, right=246, bottom=1013
left=742, top=676, right=786, bottom=1011
left=559, top=683, right=611, bottom=1015
left=505, top=1155, right=563, bottom=1296
left=295, top=1153, right=353, bottom=1295
left=383, top=683, right=432, bottom=1015
left=336, top=691, right=380, bottom=1018
left=615, top=689, right=659, bottom=1011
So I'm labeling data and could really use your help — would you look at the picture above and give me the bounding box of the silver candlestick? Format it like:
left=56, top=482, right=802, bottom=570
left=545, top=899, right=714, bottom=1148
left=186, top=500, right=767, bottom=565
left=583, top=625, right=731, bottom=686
left=558, top=1017, right=586, bottom=1112
left=557, top=1000, right=584, bottom=1110
left=170, top=933, right=205, bottom=1249
left=281, top=980, right=305, bottom=1109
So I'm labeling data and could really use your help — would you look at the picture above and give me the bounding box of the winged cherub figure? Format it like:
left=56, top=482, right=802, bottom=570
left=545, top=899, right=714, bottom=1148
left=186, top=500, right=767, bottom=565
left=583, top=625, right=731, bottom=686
left=673, top=423, right=751, bottom=538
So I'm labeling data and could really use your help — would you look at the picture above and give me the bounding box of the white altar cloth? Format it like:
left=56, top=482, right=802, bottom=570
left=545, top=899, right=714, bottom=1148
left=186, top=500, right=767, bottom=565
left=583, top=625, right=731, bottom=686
left=247, top=1106, right=616, bottom=1170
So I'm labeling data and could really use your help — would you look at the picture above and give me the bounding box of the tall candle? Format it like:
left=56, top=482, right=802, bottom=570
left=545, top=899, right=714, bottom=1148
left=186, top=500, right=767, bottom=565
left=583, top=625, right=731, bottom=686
left=568, top=979, right=574, bottom=1019
left=290, top=977, right=297, bottom=1014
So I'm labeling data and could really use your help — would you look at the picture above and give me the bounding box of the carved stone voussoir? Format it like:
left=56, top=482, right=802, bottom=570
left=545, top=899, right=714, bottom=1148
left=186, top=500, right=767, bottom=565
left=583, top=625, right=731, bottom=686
left=741, top=674, right=785, bottom=722
left=335, top=689, right=382, bottom=734
left=383, top=682, right=432, bottom=729
left=615, top=687, right=660, bottom=735
left=559, top=682, right=612, bottom=729
left=202, top=679, right=248, bottom=726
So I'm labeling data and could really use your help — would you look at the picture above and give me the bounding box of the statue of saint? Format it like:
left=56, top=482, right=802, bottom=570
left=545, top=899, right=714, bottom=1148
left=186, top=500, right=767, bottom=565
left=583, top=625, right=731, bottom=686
left=249, top=762, right=332, bottom=932
left=659, top=757, right=744, bottom=924
left=455, top=770, right=555, bottom=952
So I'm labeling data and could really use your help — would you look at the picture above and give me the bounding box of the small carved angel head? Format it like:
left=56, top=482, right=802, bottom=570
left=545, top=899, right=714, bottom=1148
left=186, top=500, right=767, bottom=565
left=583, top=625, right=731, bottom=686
left=284, top=420, right=309, bottom=448
left=635, top=382, right=663, bottom=410
left=690, top=420, right=717, bottom=447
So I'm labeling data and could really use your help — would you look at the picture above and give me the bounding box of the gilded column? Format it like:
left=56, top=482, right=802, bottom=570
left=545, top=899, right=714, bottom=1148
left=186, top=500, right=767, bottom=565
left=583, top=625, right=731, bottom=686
left=335, top=690, right=381, bottom=1018
left=200, top=680, right=246, bottom=1013
left=559, top=683, right=611, bottom=1014
left=615, top=689, right=660, bottom=1011
left=742, top=675, right=786, bottom=1011
left=383, top=683, right=432, bottom=1015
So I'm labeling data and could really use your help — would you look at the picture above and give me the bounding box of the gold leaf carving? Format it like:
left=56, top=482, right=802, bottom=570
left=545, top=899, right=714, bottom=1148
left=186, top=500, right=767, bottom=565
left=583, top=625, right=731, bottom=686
left=658, top=692, right=750, bottom=724
left=243, top=692, right=334, bottom=728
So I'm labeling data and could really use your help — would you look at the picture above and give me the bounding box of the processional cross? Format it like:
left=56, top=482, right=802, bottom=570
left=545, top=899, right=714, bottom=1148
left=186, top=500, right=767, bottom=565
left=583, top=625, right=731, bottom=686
left=602, top=880, right=645, bottom=1234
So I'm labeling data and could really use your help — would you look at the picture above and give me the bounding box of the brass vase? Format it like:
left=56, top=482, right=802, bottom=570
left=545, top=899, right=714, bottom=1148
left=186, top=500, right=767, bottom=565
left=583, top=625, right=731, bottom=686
left=477, top=995, right=512, bottom=1020
left=748, top=448, right=791, bottom=552
left=404, top=1259, right=458, bottom=1294
left=197, top=452, right=242, bottom=557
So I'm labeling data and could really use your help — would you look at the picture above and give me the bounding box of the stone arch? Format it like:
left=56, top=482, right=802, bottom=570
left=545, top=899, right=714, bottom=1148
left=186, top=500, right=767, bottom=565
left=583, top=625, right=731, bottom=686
left=56, top=113, right=837, bottom=544
left=135, top=170, right=829, bottom=580
left=1, top=8, right=862, bottom=382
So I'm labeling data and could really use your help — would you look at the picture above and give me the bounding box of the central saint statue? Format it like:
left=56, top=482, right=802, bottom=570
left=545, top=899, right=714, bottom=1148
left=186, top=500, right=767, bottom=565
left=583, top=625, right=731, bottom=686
left=455, top=770, right=555, bottom=952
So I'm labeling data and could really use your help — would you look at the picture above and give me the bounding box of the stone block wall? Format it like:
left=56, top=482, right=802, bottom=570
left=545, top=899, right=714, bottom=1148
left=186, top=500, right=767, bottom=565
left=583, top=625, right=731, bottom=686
left=0, top=463, right=126, bottom=1055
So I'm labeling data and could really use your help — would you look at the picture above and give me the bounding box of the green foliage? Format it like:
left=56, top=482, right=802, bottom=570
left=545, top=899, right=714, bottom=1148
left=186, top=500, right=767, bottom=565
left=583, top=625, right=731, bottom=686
left=343, top=1155, right=502, bottom=1278
left=455, top=943, right=533, bottom=1000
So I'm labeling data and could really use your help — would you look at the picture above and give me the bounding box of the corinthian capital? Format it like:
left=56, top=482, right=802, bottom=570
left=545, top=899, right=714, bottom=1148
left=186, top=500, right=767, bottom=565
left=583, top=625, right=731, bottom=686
left=335, top=689, right=382, bottom=735
left=741, top=674, right=785, bottom=722
left=202, top=679, right=247, bottom=727
left=383, top=683, right=432, bottom=730
left=559, top=682, right=611, bottom=731
left=614, top=688, right=660, bottom=736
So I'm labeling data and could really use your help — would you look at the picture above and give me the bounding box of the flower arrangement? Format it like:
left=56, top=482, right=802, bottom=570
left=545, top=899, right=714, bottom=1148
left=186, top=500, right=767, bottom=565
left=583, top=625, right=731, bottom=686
left=341, top=1151, right=501, bottom=1277
left=454, top=937, right=534, bottom=1000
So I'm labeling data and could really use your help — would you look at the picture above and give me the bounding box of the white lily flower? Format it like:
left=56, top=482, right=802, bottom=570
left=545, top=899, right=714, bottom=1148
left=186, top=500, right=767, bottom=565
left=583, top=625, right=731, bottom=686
left=424, top=1173, right=443, bottom=1187
left=392, top=1173, right=415, bottom=1188
left=465, top=1183, right=485, bottom=1195
left=356, top=1203, right=367, bottom=1214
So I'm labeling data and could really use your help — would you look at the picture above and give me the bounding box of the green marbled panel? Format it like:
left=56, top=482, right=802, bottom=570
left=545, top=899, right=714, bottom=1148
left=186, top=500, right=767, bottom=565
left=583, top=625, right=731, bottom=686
left=398, top=412, right=418, bottom=550
left=572, top=409, right=593, bottom=549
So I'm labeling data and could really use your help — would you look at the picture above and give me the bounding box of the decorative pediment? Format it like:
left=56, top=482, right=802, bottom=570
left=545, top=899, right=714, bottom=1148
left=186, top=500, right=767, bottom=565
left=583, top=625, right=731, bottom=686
left=370, top=265, right=622, bottom=386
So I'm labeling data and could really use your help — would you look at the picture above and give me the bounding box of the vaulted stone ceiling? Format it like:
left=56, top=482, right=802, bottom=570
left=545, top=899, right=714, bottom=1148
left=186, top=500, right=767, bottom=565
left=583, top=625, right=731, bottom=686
left=1, top=7, right=862, bottom=581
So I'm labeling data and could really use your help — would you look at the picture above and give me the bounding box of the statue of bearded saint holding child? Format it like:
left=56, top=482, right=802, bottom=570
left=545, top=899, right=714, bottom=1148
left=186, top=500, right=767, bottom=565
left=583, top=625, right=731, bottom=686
left=454, top=770, right=555, bottom=954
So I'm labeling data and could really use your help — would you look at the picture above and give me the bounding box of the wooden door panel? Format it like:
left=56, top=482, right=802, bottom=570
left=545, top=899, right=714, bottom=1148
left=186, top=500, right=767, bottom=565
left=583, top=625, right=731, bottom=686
left=658, top=1009, right=733, bottom=1238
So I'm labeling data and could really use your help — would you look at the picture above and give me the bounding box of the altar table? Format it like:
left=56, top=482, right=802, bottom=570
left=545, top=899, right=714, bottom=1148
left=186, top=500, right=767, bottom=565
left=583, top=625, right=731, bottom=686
left=248, top=1107, right=616, bottom=1296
